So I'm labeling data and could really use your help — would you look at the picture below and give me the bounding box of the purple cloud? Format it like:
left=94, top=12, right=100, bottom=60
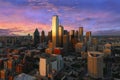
left=0, top=0, right=120, bottom=36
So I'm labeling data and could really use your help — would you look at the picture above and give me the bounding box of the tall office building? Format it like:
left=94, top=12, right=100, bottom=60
left=86, top=31, right=92, bottom=50
left=34, top=28, right=40, bottom=47
left=64, top=30, right=68, bottom=35
left=88, top=51, right=104, bottom=79
left=75, top=30, right=78, bottom=39
left=78, top=27, right=83, bottom=42
left=63, top=34, right=69, bottom=53
left=48, top=31, right=52, bottom=42
left=41, top=30, right=45, bottom=43
left=86, top=31, right=91, bottom=42
left=52, top=15, right=59, bottom=48
left=58, top=25, right=64, bottom=47
left=39, top=57, right=49, bottom=77
left=69, top=30, right=75, bottom=42
left=39, top=54, right=63, bottom=79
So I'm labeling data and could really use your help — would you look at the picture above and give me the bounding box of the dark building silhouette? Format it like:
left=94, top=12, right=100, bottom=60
left=34, top=28, right=40, bottom=47
left=41, top=30, right=45, bottom=43
left=64, top=30, right=68, bottom=35
left=48, top=31, right=52, bottom=42
left=75, top=30, right=78, bottom=40
left=78, top=27, right=83, bottom=42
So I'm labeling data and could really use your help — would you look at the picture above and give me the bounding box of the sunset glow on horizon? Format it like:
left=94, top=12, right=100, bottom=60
left=0, top=0, right=120, bottom=36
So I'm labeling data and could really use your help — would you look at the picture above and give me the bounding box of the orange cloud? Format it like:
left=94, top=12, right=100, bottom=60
left=0, top=22, right=51, bottom=36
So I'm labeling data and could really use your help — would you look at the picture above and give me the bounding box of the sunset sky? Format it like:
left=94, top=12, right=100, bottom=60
left=0, top=0, right=120, bottom=36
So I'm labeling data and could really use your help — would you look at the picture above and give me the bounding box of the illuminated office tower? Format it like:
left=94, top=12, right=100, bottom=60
left=88, top=51, right=104, bottom=79
left=78, top=27, right=83, bottom=42
left=70, top=30, right=75, bottom=37
left=39, top=57, right=48, bottom=77
left=69, top=30, right=75, bottom=42
left=41, top=30, right=45, bottom=43
left=52, top=15, right=59, bottom=48
left=86, top=31, right=91, bottom=42
left=58, top=25, right=64, bottom=47
left=39, top=54, right=63, bottom=79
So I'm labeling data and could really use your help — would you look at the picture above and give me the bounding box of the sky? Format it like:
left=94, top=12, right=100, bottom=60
left=0, top=0, right=120, bottom=36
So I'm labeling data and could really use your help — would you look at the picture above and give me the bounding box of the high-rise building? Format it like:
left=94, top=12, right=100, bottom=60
left=39, top=53, right=63, bottom=79
left=52, top=15, right=59, bottom=48
left=86, top=31, right=91, bottom=42
left=78, top=27, right=83, bottom=42
left=41, top=30, right=45, bottom=43
left=48, top=31, right=52, bottom=42
left=75, top=30, right=78, bottom=40
left=39, top=54, right=57, bottom=77
left=86, top=31, right=92, bottom=50
left=69, top=30, right=75, bottom=43
left=63, top=34, right=69, bottom=53
left=88, top=51, right=104, bottom=79
left=58, top=25, right=64, bottom=47
left=39, top=57, right=49, bottom=77
left=64, top=30, right=68, bottom=35
left=52, top=54, right=64, bottom=71
left=34, top=28, right=40, bottom=47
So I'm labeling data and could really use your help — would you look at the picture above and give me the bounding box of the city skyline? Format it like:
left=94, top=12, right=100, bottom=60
left=0, top=1, right=120, bottom=79
left=0, top=0, right=120, bottom=36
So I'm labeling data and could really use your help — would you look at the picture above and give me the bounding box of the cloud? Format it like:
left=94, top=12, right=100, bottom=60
left=0, top=29, right=22, bottom=36
left=0, top=0, right=120, bottom=36
left=93, top=29, right=120, bottom=36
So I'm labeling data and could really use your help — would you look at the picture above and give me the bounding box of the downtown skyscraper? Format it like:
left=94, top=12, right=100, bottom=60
left=78, top=27, right=83, bottom=42
left=52, top=15, right=59, bottom=48
left=34, top=28, right=40, bottom=47
left=58, top=25, right=64, bottom=47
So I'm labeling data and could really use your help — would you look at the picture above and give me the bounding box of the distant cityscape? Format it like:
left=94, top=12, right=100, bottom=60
left=0, top=15, right=120, bottom=80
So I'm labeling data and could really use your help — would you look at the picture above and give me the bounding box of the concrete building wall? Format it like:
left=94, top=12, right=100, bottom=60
left=40, top=58, right=47, bottom=77
left=88, top=51, right=103, bottom=79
